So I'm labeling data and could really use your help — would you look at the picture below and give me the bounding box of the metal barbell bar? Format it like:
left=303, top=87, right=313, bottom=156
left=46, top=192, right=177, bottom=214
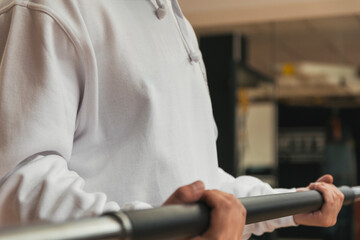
left=1, top=186, right=359, bottom=240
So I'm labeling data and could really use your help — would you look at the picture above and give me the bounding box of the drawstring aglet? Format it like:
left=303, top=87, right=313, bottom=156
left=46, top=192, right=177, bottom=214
left=155, top=0, right=167, bottom=19
left=156, top=4, right=166, bottom=19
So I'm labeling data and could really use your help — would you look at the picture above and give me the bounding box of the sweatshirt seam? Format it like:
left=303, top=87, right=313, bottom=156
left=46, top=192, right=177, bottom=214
left=1, top=2, right=86, bottom=68
left=0, top=2, right=78, bottom=51
left=0, top=0, right=92, bottom=135
left=0, top=0, right=28, bottom=15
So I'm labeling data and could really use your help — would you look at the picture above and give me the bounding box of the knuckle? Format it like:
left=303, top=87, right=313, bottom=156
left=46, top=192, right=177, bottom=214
left=327, top=196, right=335, bottom=204
left=228, top=194, right=238, bottom=203
left=241, top=205, right=247, bottom=217
left=204, top=190, right=216, bottom=199
left=322, top=219, right=329, bottom=227
left=221, top=199, right=232, bottom=210
left=339, top=193, right=345, bottom=201
left=206, top=189, right=218, bottom=196
left=236, top=201, right=246, bottom=214
left=229, top=194, right=237, bottom=201
left=332, top=219, right=337, bottom=226
left=239, top=207, right=247, bottom=219
left=175, top=187, right=191, bottom=201
left=323, top=218, right=336, bottom=227
left=324, top=220, right=331, bottom=227
left=328, top=219, right=336, bottom=227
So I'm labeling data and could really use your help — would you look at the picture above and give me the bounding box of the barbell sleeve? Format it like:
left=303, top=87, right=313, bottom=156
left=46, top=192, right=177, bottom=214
left=0, top=186, right=359, bottom=240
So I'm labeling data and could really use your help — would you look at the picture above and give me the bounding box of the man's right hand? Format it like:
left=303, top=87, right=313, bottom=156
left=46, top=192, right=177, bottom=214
left=163, top=181, right=246, bottom=240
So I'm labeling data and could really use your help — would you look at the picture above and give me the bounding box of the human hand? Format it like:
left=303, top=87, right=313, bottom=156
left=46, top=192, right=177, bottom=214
left=293, top=174, right=344, bottom=227
left=163, top=181, right=246, bottom=240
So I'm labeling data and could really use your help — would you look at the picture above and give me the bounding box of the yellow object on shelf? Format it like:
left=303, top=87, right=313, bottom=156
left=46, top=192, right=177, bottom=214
left=282, top=63, right=295, bottom=76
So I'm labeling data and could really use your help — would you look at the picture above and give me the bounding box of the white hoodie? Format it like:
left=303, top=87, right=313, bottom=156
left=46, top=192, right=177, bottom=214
left=0, top=0, right=296, bottom=238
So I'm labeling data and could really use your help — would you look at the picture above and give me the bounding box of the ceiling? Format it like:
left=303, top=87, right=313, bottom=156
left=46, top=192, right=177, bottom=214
left=181, top=2, right=360, bottom=105
left=179, top=0, right=360, bottom=29
left=207, top=15, right=360, bottom=77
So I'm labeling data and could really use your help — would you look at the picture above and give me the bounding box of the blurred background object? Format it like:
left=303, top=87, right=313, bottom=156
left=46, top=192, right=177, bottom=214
left=179, top=0, right=360, bottom=239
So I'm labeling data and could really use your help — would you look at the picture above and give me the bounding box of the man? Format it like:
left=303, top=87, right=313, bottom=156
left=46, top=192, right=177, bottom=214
left=0, top=0, right=343, bottom=239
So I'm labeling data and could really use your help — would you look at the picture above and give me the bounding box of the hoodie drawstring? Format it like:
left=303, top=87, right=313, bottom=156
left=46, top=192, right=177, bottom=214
left=155, top=0, right=167, bottom=19
left=152, top=0, right=201, bottom=63
left=170, top=0, right=201, bottom=63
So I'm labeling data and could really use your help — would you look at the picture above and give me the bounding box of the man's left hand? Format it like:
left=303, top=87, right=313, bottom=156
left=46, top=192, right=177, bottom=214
left=293, top=174, right=344, bottom=227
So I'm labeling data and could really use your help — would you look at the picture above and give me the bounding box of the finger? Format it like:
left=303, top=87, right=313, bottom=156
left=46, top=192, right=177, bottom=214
left=163, top=181, right=205, bottom=205
left=309, top=182, right=339, bottom=226
left=201, top=191, right=230, bottom=238
left=309, top=182, right=338, bottom=199
left=309, top=182, right=334, bottom=202
left=200, top=190, right=245, bottom=239
left=294, top=182, right=343, bottom=227
left=316, top=174, right=333, bottom=184
left=201, top=190, right=231, bottom=208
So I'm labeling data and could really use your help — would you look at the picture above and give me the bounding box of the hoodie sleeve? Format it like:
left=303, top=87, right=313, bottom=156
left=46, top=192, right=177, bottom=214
left=0, top=3, right=129, bottom=226
left=217, top=168, right=298, bottom=239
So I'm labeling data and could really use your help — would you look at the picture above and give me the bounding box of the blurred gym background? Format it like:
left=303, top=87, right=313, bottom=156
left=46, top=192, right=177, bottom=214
left=179, top=0, right=360, bottom=239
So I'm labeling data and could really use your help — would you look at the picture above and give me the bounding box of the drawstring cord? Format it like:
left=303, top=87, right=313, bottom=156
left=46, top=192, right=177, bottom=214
left=170, top=0, right=201, bottom=63
left=155, top=0, right=167, bottom=19
left=151, top=0, right=201, bottom=63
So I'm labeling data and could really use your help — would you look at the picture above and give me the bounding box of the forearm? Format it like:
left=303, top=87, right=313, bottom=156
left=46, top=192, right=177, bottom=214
left=0, top=153, right=120, bottom=226
left=217, top=168, right=297, bottom=239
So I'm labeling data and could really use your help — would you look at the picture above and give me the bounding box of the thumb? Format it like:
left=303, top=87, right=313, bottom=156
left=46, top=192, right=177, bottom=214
left=163, top=181, right=205, bottom=205
left=316, top=174, right=333, bottom=184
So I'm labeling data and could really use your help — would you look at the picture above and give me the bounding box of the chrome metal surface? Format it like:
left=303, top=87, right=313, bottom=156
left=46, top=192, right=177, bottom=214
left=115, top=211, right=133, bottom=240
left=0, top=216, right=122, bottom=240
left=352, top=186, right=360, bottom=201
